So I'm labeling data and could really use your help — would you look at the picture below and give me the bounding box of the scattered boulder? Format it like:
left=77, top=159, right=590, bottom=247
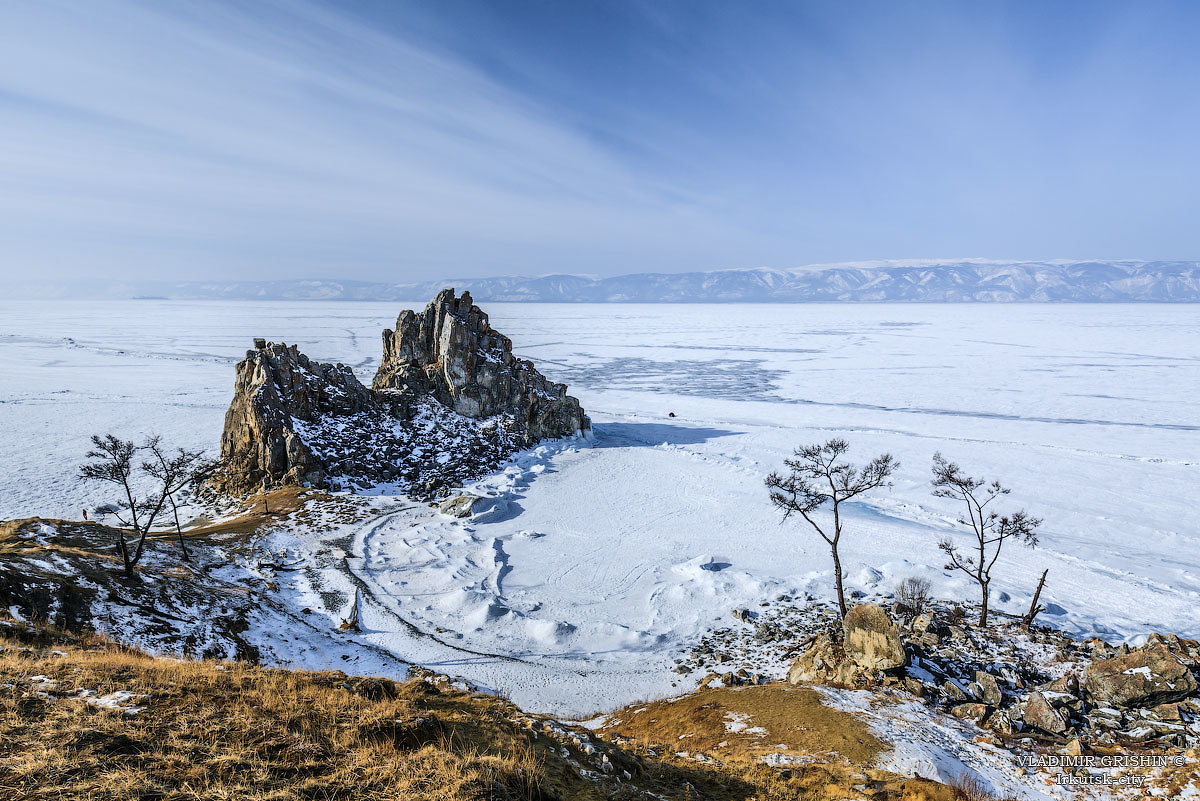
left=940, top=680, right=971, bottom=703
left=1022, top=691, right=1068, bottom=735
left=983, top=710, right=1018, bottom=736
left=950, top=703, right=991, bottom=723
left=438, top=494, right=483, bottom=518
left=841, top=604, right=906, bottom=671
left=1082, top=649, right=1198, bottom=708
left=971, top=671, right=1003, bottom=706
left=1152, top=701, right=1184, bottom=721
left=1039, top=674, right=1079, bottom=696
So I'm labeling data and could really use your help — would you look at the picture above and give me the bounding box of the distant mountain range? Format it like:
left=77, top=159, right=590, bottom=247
left=14, top=260, right=1200, bottom=302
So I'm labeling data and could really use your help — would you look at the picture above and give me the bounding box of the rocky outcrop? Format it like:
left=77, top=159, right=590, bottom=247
left=373, top=289, right=588, bottom=443
left=216, top=292, right=588, bottom=497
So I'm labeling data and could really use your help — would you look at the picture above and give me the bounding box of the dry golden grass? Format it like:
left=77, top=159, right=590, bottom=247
left=0, top=624, right=587, bottom=800
left=1, top=622, right=964, bottom=801
left=601, top=684, right=884, bottom=765
left=600, top=685, right=959, bottom=801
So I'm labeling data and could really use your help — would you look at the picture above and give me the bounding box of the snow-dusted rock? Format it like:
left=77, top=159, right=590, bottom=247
left=970, top=670, right=1003, bottom=706
left=218, top=341, right=373, bottom=492
left=438, top=494, right=484, bottom=518
left=216, top=291, right=589, bottom=497
left=1082, top=649, right=1198, bottom=708
left=373, top=289, right=589, bottom=443
left=787, top=604, right=905, bottom=687
left=1021, top=690, right=1068, bottom=735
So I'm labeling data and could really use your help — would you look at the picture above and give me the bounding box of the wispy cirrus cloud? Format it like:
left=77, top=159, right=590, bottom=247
left=0, top=0, right=754, bottom=282
left=2, top=0, right=1200, bottom=285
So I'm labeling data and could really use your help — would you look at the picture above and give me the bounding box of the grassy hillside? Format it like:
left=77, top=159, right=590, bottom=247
left=0, top=620, right=969, bottom=801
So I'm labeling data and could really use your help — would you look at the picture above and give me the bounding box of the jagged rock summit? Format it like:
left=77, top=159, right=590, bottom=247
left=217, top=290, right=588, bottom=496
left=373, top=289, right=587, bottom=442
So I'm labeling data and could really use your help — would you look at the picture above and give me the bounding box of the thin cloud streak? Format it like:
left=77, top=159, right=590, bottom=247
left=1, top=1, right=1199, bottom=284
left=0, top=0, right=752, bottom=281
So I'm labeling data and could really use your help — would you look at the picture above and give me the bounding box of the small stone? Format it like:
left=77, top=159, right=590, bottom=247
left=973, top=671, right=1003, bottom=706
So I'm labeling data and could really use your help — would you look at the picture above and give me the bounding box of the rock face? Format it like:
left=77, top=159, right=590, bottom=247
left=373, top=289, right=588, bottom=443
left=842, top=603, right=906, bottom=671
left=217, top=291, right=588, bottom=497
left=1082, top=649, right=1198, bottom=708
left=219, top=343, right=374, bottom=493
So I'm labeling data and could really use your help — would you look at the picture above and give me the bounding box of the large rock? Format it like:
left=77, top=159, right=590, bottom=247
left=437, top=494, right=483, bottom=518
left=842, top=603, right=906, bottom=670
left=1082, top=650, right=1198, bottom=708
left=970, top=671, right=1003, bottom=706
left=373, top=289, right=588, bottom=442
left=1021, top=691, right=1068, bottom=734
left=787, top=604, right=906, bottom=688
left=216, top=291, right=588, bottom=497
left=787, top=633, right=869, bottom=687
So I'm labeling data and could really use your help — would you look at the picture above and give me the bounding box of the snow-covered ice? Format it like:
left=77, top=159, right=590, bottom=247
left=2, top=300, right=1199, bottom=717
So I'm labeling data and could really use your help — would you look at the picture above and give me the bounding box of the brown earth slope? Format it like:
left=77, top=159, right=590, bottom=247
left=0, top=621, right=969, bottom=801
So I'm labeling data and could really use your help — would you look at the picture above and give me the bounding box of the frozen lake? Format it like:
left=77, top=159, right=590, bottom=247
left=2, top=300, right=1199, bottom=711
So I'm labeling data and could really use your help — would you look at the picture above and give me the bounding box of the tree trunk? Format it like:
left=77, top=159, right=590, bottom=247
left=1022, top=569, right=1048, bottom=629
left=170, top=496, right=190, bottom=562
left=120, top=480, right=141, bottom=577
left=832, top=544, right=847, bottom=618
left=115, top=532, right=133, bottom=578
left=978, top=580, right=989, bottom=627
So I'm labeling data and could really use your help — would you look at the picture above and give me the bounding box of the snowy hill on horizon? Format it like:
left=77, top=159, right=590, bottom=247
left=11, top=259, right=1200, bottom=302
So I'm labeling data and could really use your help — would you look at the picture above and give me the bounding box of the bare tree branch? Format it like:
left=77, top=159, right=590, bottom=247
left=930, top=452, right=1041, bottom=626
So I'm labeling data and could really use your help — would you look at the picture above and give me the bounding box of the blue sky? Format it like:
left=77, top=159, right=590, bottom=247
left=1, top=0, right=1198, bottom=283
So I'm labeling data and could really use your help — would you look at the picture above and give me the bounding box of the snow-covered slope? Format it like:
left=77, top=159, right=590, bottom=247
left=15, top=260, right=1200, bottom=301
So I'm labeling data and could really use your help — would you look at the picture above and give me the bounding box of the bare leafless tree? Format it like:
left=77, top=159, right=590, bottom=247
left=79, top=433, right=214, bottom=577
left=79, top=434, right=166, bottom=577
left=142, top=439, right=216, bottom=562
left=765, top=439, right=898, bottom=618
left=931, top=452, right=1041, bottom=627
